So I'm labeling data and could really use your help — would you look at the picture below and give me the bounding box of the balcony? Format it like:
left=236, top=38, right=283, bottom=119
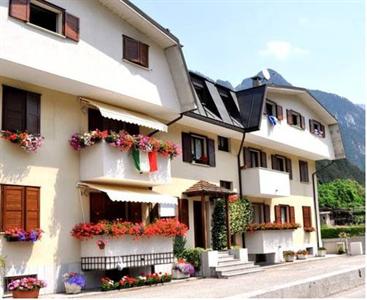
left=80, top=143, right=171, bottom=186
left=241, top=167, right=290, bottom=198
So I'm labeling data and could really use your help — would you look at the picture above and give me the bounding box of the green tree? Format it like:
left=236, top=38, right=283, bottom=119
left=318, top=179, right=365, bottom=209
left=211, top=198, right=227, bottom=250
left=229, top=198, right=253, bottom=235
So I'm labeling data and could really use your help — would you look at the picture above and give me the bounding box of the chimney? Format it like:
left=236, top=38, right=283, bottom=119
left=251, top=75, right=262, bottom=87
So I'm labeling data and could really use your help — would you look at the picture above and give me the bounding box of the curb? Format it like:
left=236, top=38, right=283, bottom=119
left=225, top=266, right=365, bottom=298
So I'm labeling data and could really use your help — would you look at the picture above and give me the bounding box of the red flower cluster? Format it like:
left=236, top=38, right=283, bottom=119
left=304, top=227, right=315, bottom=232
left=228, top=194, right=239, bottom=203
left=247, top=222, right=301, bottom=232
left=71, top=218, right=188, bottom=240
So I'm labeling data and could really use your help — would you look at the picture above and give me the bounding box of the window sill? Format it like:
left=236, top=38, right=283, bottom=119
left=191, top=161, right=211, bottom=168
left=300, top=181, right=310, bottom=184
left=122, top=59, right=152, bottom=71
left=311, top=132, right=325, bottom=138
left=26, top=22, right=66, bottom=39
left=289, top=124, right=304, bottom=131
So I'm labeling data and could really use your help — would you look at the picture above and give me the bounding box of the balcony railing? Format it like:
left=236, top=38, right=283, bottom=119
left=80, top=142, right=171, bottom=186
left=241, top=167, right=290, bottom=198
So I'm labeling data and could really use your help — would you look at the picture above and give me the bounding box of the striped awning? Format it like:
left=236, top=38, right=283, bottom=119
left=81, top=98, right=168, bottom=132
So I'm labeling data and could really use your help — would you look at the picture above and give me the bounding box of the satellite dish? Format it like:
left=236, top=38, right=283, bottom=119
left=261, top=69, right=271, bottom=81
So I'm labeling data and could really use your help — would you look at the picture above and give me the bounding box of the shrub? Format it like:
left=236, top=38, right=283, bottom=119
left=211, top=199, right=227, bottom=250
left=229, top=197, right=253, bottom=234
left=181, top=248, right=204, bottom=271
left=173, top=235, right=186, bottom=258
left=283, top=250, right=295, bottom=257
left=321, top=225, right=365, bottom=239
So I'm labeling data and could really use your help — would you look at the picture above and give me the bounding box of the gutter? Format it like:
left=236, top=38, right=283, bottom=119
left=312, top=160, right=336, bottom=248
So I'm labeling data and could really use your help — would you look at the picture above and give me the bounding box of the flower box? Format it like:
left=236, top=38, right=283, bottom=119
left=12, top=289, right=40, bottom=298
left=317, top=248, right=327, bottom=257
left=64, top=283, right=82, bottom=294
left=284, top=255, right=295, bottom=262
left=296, top=254, right=307, bottom=260
left=172, top=269, right=189, bottom=279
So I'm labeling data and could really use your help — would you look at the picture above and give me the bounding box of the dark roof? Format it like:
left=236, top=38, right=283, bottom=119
left=183, top=180, right=236, bottom=196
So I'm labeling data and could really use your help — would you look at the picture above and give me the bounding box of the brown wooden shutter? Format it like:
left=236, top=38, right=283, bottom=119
left=302, top=206, right=312, bottom=228
left=299, top=160, right=309, bottom=183
left=89, top=192, right=107, bottom=223
left=25, top=187, right=40, bottom=231
left=129, top=202, right=142, bottom=223
left=286, top=158, right=293, bottom=180
left=207, top=138, right=216, bottom=167
left=181, top=132, right=192, bottom=163
left=244, top=147, right=252, bottom=168
left=260, top=151, right=267, bottom=168
left=276, top=105, right=283, bottom=120
left=286, top=109, right=293, bottom=125
left=309, top=119, right=314, bottom=132
left=289, top=206, right=295, bottom=223
left=2, top=86, right=26, bottom=132
left=26, top=91, right=40, bottom=134
left=178, top=199, right=189, bottom=228
left=300, top=115, right=305, bottom=130
left=264, top=204, right=270, bottom=223
left=274, top=205, right=281, bottom=224
left=65, top=13, right=80, bottom=42
left=1, top=186, right=24, bottom=231
left=271, top=155, right=278, bottom=170
left=123, top=36, right=140, bottom=63
left=320, top=124, right=326, bottom=138
left=139, top=42, right=149, bottom=68
left=9, top=0, right=29, bottom=22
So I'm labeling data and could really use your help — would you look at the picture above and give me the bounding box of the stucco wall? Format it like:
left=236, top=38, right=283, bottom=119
left=0, top=77, right=83, bottom=293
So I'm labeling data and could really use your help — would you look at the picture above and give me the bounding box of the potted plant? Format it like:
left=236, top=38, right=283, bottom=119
left=7, top=277, right=46, bottom=298
left=283, top=250, right=295, bottom=262
left=317, top=247, right=327, bottom=257
left=172, top=258, right=195, bottom=279
left=63, top=272, right=86, bottom=294
left=296, top=249, right=308, bottom=260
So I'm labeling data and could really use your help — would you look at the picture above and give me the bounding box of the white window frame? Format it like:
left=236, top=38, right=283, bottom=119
left=29, top=0, right=64, bottom=35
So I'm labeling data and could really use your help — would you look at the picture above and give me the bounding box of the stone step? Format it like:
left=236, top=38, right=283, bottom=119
left=218, top=267, right=263, bottom=279
left=217, top=260, right=252, bottom=267
left=217, top=255, right=235, bottom=262
left=215, top=262, right=256, bottom=272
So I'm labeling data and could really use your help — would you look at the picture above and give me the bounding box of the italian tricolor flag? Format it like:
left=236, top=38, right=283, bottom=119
left=132, top=149, right=158, bottom=173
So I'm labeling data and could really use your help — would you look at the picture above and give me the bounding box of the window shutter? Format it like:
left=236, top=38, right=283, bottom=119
left=286, top=158, right=293, bottom=180
left=300, top=115, right=306, bottom=130
left=139, top=42, right=149, bottom=68
left=302, top=206, right=312, bottom=228
left=181, top=132, right=192, bottom=163
left=309, top=119, right=314, bottom=132
left=299, top=161, right=309, bottom=183
left=123, top=36, right=140, bottom=63
left=274, top=205, right=281, bottom=224
left=2, top=86, right=26, bottom=132
left=25, top=187, right=40, bottom=231
left=89, top=192, right=107, bottom=223
left=276, top=105, right=283, bottom=120
left=320, top=124, right=326, bottom=138
left=149, top=204, right=159, bottom=223
left=1, top=186, right=24, bottom=231
left=26, top=91, right=40, bottom=134
left=129, top=202, right=142, bottom=223
left=289, top=206, right=295, bottom=223
left=264, top=204, right=270, bottom=223
left=64, top=13, right=80, bottom=42
left=286, top=109, right=293, bottom=125
left=271, top=155, right=278, bottom=170
left=207, top=138, right=216, bottom=167
left=244, top=147, right=252, bottom=168
left=260, top=151, right=267, bottom=168
left=178, top=199, right=189, bottom=228
left=9, top=0, right=29, bottom=22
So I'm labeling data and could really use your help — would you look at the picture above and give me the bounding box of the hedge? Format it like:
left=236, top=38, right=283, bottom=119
left=321, top=225, right=365, bottom=239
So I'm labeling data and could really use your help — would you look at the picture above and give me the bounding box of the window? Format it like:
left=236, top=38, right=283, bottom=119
left=9, top=0, right=79, bottom=40
left=271, top=154, right=293, bottom=179
left=123, top=35, right=149, bottom=68
left=181, top=132, right=215, bottom=167
left=220, top=180, right=232, bottom=190
left=286, top=109, right=305, bottom=129
left=265, top=101, right=276, bottom=116
left=29, top=0, right=64, bottom=33
left=218, top=136, right=230, bottom=152
left=2, top=85, right=40, bottom=134
left=275, top=205, right=295, bottom=224
left=88, top=108, right=139, bottom=134
left=192, top=76, right=221, bottom=118
left=302, top=206, right=312, bottom=229
left=309, top=119, right=325, bottom=138
left=1, top=185, right=40, bottom=231
left=244, top=147, right=267, bottom=168
left=251, top=203, right=270, bottom=224
left=299, top=160, right=309, bottom=183
left=89, top=192, right=142, bottom=223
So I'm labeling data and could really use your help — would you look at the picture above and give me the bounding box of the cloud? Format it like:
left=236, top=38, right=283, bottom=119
left=259, top=41, right=309, bottom=61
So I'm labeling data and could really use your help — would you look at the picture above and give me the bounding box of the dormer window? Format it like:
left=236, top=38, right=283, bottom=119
left=286, top=109, right=305, bottom=130
left=29, top=0, right=64, bottom=34
left=309, top=119, right=325, bottom=138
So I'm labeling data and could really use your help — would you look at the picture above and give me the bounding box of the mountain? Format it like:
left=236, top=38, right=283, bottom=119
left=233, top=69, right=365, bottom=178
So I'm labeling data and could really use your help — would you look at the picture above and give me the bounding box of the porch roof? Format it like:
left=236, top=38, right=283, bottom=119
left=183, top=180, right=236, bottom=197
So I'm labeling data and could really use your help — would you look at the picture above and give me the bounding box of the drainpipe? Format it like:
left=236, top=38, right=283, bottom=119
left=312, top=160, right=336, bottom=249
left=237, top=132, right=246, bottom=247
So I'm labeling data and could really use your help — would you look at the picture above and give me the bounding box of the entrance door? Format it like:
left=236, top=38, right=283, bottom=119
left=193, top=201, right=204, bottom=248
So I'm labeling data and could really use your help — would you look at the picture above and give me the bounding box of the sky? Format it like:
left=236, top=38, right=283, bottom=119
left=131, top=0, right=365, bottom=104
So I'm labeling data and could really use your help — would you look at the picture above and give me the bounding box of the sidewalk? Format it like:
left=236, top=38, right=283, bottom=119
left=46, top=255, right=365, bottom=298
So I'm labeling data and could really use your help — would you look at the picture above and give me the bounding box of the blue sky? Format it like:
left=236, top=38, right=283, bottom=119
left=132, top=0, right=365, bottom=104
